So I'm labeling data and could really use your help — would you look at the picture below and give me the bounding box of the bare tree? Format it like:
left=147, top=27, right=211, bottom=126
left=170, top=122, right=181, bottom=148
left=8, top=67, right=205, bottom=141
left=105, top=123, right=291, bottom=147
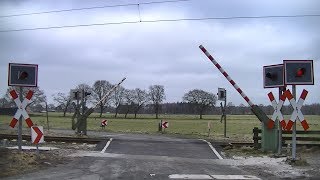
left=112, top=86, right=125, bottom=118
left=149, top=85, right=166, bottom=119
left=132, top=88, right=148, bottom=118
left=53, top=93, right=71, bottom=117
left=123, top=89, right=135, bottom=118
left=183, top=89, right=216, bottom=119
left=92, top=80, right=113, bottom=117
left=5, top=86, right=46, bottom=110
left=0, top=97, right=14, bottom=108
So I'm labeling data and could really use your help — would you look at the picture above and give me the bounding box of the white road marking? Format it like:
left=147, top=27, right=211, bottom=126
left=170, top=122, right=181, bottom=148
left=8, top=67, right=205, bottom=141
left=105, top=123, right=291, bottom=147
left=210, top=175, right=261, bottom=180
left=100, top=138, right=113, bottom=153
left=168, top=174, right=261, bottom=180
left=169, top=174, right=212, bottom=179
left=200, top=139, right=223, bottom=159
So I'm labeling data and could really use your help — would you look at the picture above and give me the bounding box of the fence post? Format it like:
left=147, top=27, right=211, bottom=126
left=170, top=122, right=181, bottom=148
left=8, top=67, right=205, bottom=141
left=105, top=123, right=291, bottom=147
left=253, top=127, right=259, bottom=149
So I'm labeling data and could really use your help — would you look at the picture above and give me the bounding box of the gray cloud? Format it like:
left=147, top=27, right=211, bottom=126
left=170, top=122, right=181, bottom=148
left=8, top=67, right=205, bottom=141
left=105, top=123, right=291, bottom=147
left=0, top=0, right=319, bottom=105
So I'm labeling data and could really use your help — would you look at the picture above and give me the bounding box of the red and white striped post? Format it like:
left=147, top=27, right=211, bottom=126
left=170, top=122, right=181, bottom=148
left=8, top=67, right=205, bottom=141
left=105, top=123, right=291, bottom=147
left=199, top=45, right=269, bottom=125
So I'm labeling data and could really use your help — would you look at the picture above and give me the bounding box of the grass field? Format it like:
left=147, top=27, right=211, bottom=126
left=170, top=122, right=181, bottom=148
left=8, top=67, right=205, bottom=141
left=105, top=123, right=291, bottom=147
left=1, top=113, right=319, bottom=142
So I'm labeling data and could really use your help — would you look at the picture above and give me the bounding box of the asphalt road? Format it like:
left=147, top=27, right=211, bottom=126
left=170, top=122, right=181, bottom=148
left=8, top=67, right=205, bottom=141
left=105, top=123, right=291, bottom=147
left=5, top=133, right=261, bottom=180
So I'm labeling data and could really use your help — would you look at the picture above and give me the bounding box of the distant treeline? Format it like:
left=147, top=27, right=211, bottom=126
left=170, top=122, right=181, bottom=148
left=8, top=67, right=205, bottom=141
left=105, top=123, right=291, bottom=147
left=74, top=102, right=319, bottom=116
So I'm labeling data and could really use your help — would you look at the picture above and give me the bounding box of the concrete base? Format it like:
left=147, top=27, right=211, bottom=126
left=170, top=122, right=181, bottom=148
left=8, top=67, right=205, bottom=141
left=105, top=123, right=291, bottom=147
left=7, top=146, right=59, bottom=151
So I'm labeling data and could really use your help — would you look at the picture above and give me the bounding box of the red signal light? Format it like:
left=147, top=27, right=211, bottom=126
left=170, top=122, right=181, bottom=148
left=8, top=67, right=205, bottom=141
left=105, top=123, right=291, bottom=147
left=266, top=72, right=277, bottom=80
left=296, top=68, right=305, bottom=77
left=18, top=71, right=28, bottom=80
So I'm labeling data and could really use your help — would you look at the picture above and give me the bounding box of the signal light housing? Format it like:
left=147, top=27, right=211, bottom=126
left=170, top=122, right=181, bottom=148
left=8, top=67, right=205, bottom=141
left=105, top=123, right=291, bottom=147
left=263, top=64, right=284, bottom=88
left=284, top=60, right=314, bottom=85
left=8, top=63, right=38, bottom=87
left=18, top=71, right=29, bottom=80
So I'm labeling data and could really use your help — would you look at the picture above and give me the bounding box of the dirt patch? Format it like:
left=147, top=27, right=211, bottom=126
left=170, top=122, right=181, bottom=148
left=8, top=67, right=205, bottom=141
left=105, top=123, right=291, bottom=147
left=222, top=145, right=272, bottom=158
left=0, top=147, right=74, bottom=178
left=221, top=145, right=320, bottom=179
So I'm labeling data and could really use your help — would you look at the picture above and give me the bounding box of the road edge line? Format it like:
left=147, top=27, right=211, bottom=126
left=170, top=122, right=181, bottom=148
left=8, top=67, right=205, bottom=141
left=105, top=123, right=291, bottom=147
left=200, top=139, right=223, bottom=159
left=100, top=138, right=113, bottom=153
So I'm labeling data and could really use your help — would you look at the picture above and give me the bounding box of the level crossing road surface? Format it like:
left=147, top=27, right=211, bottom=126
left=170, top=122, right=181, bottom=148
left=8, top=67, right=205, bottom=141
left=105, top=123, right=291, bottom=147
left=4, top=133, right=261, bottom=180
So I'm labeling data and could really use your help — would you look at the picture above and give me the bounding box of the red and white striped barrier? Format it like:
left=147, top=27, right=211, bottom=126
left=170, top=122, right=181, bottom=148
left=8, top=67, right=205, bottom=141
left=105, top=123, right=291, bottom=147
left=284, top=89, right=309, bottom=131
left=199, top=45, right=254, bottom=107
left=267, top=92, right=286, bottom=129
left=9, top=90, right=34, bottom=128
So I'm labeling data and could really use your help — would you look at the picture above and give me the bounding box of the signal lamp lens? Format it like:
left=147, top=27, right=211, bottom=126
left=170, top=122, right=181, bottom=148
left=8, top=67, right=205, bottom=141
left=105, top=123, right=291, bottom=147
left=296, top=68, right=305, bottom=77
left=19, top=71, right=28, bottom=80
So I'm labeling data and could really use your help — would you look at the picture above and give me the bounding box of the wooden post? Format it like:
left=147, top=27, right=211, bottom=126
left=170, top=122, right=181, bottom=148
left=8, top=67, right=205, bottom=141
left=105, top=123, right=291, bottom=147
left=253, top=127, right=259, bottom=149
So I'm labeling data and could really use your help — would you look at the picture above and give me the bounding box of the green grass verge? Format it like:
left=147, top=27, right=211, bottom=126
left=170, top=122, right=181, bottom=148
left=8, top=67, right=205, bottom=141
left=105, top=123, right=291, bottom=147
left=1, top=113, right=319, bottom=142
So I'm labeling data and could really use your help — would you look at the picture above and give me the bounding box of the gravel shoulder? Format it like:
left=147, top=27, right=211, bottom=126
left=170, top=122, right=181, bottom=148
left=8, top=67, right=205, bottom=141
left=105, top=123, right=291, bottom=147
left=222, top=145, right=320, bottom=179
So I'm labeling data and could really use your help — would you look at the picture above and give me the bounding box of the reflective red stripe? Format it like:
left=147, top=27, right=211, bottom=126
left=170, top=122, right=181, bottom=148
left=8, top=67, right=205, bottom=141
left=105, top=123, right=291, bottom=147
left=244, top=96, right=250, bottom=102
left=32, top=127, right=43, bottom=144
left=280, top=120, right=286, bottom=130
left=300, top=89, right=308, bottom=100
left=286, top=120, right=294, bottom=131
left=267, top=92, right=275, bottom=101
left=10, top=90, right=18, bottom=99
left=199, top=46, right=206, bottom=53
left=222, top=72, right=228, bottom=78
left=26, top=90, right=33, bottom=100
left=301, top=120, right=309, bottom=131
left=9, top=118, right=18, bottom=128
left=280, top=94, right=286, bottom=101
left=230, top=80, right=235, bottom=86
left=25, top=118, right=34, bottom=128
left=284, top=90, right=293, bottom=100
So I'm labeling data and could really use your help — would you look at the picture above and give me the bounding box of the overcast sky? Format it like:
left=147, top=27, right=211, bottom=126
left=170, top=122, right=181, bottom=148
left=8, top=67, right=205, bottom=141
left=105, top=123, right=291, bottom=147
left=0, top=0, right=319, bottom=106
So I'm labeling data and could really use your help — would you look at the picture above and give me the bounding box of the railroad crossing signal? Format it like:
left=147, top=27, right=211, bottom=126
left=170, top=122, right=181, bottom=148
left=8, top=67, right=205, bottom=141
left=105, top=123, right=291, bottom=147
left=9, top=89, right=34, bottom=128
left=263, top=64, right=284, bottom=88
left=70, top=89, right=91, bottom=100
left=218, top=88, right=226, bottom=101
left=267, top=92, right=286, bottom=129
left=284, top=89, right=309, bottom=131
left=8, top=63, right=38, bottom=87
left=284, top=60, right=314, bottom=85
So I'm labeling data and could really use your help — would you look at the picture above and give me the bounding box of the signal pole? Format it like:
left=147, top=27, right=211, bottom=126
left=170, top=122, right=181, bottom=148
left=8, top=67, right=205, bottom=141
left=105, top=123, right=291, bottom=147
left=218, top=88, right=227, bottom=137
left=18, top=86, right=23, bottom=151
